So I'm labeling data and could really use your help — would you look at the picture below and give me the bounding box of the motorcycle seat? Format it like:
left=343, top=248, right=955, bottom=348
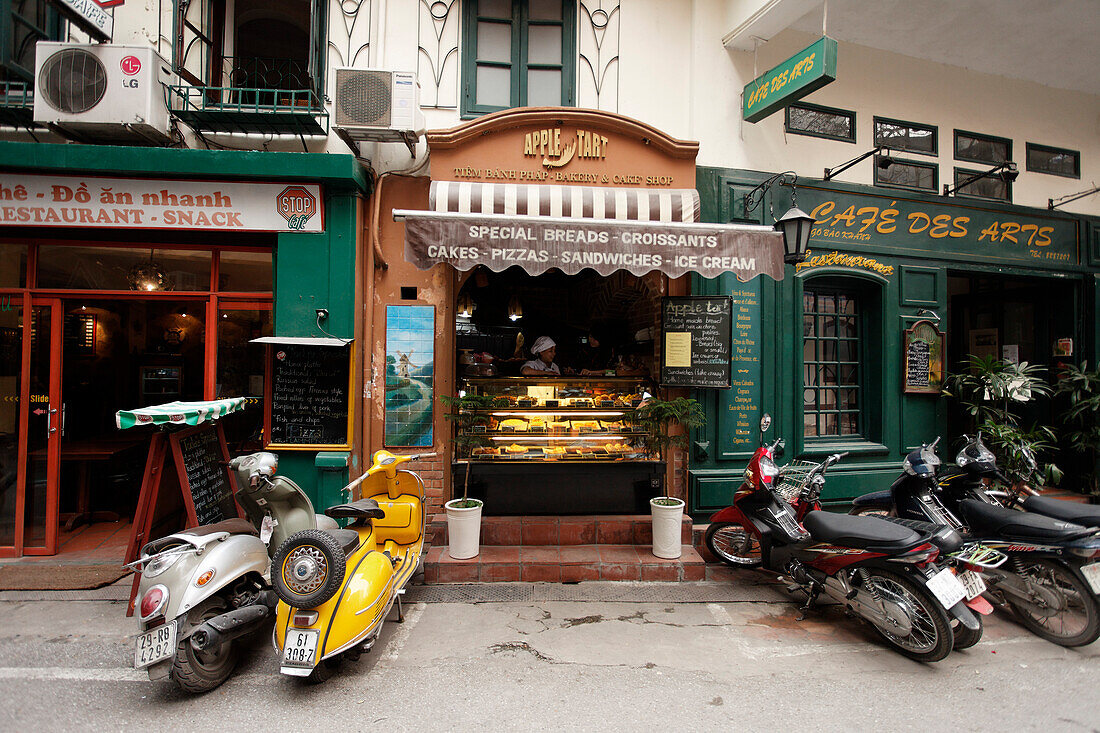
left=183, top=518, right=258, bottom=538
left=322, top=528, right=363, bottom=556
left=803, top=510, right=925, bottom=552
left=958, top=499, right=1093, bottom=542
left=324, top=498, right=386, bottom=520
left=850, top=489, right=893, bottom=509
left=1022, top=495, right=1100, bottom=528
left=880, top=516, right=965, bottom=554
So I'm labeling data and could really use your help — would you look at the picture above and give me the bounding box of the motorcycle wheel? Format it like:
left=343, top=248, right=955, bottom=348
left=951, top=617, right=984, bottom=650
left=272, top=530, right=346, bottom=608
left=1004, top=558, right=1100, bottom=647
left=171, top=599, right=239, bottom=694
left=306, top=656, right=340, bottom=684
left=859, top=568, right=954, bottom=662
left=704, top=522, right=762, bottom=568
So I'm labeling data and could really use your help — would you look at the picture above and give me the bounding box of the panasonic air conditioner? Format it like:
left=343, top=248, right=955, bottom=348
left=34, top=42, right=173, bottom=145
left=333, top=68, right=425, bottom=147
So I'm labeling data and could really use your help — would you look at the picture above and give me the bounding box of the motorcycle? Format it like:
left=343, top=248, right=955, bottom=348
left=705, top=415, right=979, bottom=662
left=128, top=452, right=338, bottom=693
left=269, top=449, right=431, bottom=682
left=851, top=435, right=1100, bottom=647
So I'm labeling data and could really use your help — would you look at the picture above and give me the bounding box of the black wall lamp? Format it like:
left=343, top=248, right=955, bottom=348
left=744, top=171, right=815, bottom=265
left=943, top=161, right=1018, bottom=197
left=823, top=145, right=895, bottom=181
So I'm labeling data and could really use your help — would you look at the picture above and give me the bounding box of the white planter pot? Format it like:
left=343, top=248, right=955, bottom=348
left=650, top=497, right=685, bottom=559
left=445, top=498, right=483, bottom=559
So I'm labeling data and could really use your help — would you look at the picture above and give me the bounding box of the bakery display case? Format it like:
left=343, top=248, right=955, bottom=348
left=450, top=377, right=663, bottom=515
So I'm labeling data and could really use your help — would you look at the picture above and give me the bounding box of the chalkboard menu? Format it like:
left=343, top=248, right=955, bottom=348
left=267, top=344, right=352, bottom=448
left=660, top=296, right=733, bottom=388
left=903, top=320, right=944, bottom=394
left=174, top=426, right=236, bottom=525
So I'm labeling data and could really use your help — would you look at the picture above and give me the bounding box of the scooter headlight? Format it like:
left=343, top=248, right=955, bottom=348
left=759, top=455, right=780, bottom=484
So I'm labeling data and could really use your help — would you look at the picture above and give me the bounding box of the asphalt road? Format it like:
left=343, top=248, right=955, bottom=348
left=1, top=580, right=1098, bottom=732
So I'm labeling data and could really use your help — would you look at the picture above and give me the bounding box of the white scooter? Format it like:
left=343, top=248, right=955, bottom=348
left=128, top=452, right=338, bottom=693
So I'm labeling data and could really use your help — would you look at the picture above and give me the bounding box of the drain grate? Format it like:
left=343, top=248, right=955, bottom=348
left=406, top=581, right=787, bottom=604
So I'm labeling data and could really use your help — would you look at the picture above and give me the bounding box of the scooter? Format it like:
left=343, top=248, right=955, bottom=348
left=850, top=435, right=1100, bottom=647
left=705, top=415, right=980, bottom=662
left=270, top=449, right=431, bottom=682
left=128, top=452, right=337, bottom=693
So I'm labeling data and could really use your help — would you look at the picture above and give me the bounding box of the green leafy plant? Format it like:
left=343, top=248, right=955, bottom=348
left=632, top=396, right=705, bottom=462
left=1054, top=362, right=1100, bottom=496
left=944, top=354, right=1058, bottom=485
left=439, top=393, right=500, bottom=508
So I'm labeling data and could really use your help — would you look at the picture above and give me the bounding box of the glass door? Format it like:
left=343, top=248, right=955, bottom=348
left=24, top=299, right=62, bottom=555
left=0, top=296, right=23, bottom=556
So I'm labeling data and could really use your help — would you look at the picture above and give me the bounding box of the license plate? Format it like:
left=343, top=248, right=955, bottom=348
left=134, top=622, right=177, bottom=669
left=957, top=570, right=987, bottom=600
left=926, top=567, right=967, bottom=609
left=282, top=628, right=320, bottom=668
left=1081, top=562, right=1100, bottom=594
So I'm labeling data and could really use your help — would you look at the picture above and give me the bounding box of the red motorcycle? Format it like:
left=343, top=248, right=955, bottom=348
left=705, top=415, right=981, bottom=661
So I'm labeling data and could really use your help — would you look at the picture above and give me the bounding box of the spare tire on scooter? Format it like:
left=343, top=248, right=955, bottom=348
left=272, top=530, right=347, bottom=608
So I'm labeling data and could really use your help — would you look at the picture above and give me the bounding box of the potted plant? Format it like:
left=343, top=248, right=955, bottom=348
left=439, top=393, right=497, bottom=559
left=632, top=394, right=705, bottom=558
left=944, top=354, right=1060, bottom=487
left=1054, top=362, right=1100, bottom=500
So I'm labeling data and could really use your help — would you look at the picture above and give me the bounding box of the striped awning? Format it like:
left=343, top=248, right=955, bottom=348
left=394, top=181, right=785, bottom=282
left=429, top=181, right=701, bottom=222
left=116, top=398, right=248, bottom=430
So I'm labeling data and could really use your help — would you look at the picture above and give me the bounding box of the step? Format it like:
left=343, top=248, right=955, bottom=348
left=428, top=514, right=694, bottom=547
left=423, top=544, right=706, bottom=583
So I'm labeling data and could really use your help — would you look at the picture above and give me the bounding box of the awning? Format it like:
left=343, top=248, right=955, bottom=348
left=116, top=397, right=248, bottom=430
left=396, top=182, right=784, bottom=281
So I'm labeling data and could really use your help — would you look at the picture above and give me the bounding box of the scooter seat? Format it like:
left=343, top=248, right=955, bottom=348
left=851, top=489, right=893, bottom=510
left=958, top=498, right=1093, bottom=542
left=881, top=516, right=965, bottom=554
left=1022, top=495, right=1100, bottom=528
left=184, top=518, right=258, bottom=538
left=324, top=498, right=386, bottom=520
left=322, top=528, right=362, bottom=556
left=803, top=510, right=925, bottom=552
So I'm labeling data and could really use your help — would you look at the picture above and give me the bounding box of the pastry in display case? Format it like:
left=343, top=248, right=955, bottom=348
left=454, top=377, right=655, bottom=463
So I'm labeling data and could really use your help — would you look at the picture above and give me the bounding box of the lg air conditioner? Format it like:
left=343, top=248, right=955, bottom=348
left=332, top=68, right=425, bottom=150
left=34, top=42, right=173, bottom=145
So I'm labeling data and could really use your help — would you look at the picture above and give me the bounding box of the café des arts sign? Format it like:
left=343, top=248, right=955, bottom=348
left=49, top=0, right=122, bottom=42
left=743, top=37, right=838, bottom=123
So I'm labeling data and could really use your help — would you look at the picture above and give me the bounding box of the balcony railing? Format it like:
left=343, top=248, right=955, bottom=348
left=0, top=80, right=38, bottom=128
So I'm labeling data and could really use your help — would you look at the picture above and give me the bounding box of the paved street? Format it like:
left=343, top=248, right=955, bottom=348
left=0, top=576, right=1098, bottom=732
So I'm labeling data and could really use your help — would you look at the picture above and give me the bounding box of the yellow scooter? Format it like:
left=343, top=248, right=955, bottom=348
left=270, top=449, right=432, bottom=681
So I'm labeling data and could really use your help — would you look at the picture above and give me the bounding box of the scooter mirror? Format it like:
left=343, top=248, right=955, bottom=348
left=760, top=414, right=772, bottom=433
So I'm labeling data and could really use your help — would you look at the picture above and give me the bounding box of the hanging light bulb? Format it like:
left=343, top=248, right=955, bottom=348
left=127, top=249, right=170, bottom=291
left=456, top=292, right=476, bottom=318
left=507, top=295, right=523, bottom=321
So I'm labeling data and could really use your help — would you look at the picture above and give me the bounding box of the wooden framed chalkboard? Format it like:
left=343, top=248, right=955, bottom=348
left=660, top=296, right=733, bottom=388
left=264, top=343, right=354, bottom=450
left=903, top=320, right=944, bottom=394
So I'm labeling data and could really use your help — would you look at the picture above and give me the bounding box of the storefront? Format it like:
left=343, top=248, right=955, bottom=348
left=371, top=109, right=786, bottom=538
left=690, top=167, right=1097, bottom=516
left=0, top=142, right=368, bottom=557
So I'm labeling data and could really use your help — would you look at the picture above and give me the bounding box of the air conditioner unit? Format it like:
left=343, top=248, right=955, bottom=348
left=333, top=68, right=425, bottom=148
left=34, top=42, right=173, bottom=145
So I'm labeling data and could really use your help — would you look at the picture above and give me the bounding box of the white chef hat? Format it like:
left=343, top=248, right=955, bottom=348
left=530, top=336, right=556, bottom=356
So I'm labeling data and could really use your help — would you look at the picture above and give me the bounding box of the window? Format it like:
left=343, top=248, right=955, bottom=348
left=1, top=0, right=62, bottom=83
left=1027, top=143, right=1080, bottom=178
left=874, top=156, right=937, bottom=192
left=873, top=117, right=936, bottom=155
left=955, top=130, right=1011, bottom=165
left=803, top=288, right=861, bottom=438
left=461, top=0, right=576, bottom=117
left=785, top=103, right=855, bottom=142
left=953, top=167, right=1011, bottom=202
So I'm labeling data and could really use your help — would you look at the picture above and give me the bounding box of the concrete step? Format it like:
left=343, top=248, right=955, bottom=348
left=423, top=544, right=706, bottom=583
left=429, top=514, right=694, bottom=547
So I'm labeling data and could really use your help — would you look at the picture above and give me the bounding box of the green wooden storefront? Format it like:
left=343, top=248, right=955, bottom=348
left=689, top=165, right=1100, bottom=517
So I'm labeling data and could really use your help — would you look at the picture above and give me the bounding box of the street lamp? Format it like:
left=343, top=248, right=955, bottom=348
left=773, top=206, right=815, bottom=265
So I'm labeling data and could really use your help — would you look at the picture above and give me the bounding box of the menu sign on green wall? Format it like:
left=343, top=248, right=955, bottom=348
left=727, top=283, right=763, bottom=453
left=796, top=186, right=1078, bottom=268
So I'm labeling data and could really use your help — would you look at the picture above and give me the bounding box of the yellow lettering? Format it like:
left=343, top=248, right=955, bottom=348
left=999, top=222, right=1020, bottom=244
left=877, top=206, right=899, bottom=234
left=929, top=214, right=953, bottom=239
left=1037, top=226, right=1054, bottom=247
left=950, top=216, right=969, bottom=238
left=908, top=212, right=931, bottom=234
left=978, top=223, right=1000, bottom=242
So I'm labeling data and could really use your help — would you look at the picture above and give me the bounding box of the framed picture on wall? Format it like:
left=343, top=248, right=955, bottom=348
left=903, top=320, right=944, bottom=394
left=968, top=328, right=999, bottom=360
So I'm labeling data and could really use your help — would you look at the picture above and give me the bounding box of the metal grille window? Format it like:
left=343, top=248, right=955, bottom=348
left=785, top=102, right=855, bottom=142
left=955, top=130, right=1011, bottom=165
left=1026, top=143, right=1080, bottom=178
left=874, top=117, right=937, bottom=155
left=461, top=0, right=576, bottom=117
left=803, top=288, right=861, bottom=438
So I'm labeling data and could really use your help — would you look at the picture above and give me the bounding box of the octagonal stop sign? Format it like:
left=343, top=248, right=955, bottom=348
left=277, top=186, right=317, bottom=230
